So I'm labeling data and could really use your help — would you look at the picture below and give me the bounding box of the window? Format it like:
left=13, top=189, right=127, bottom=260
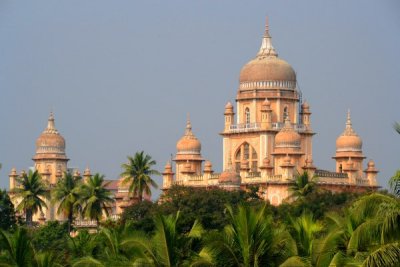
left=283, top=106, right=288, bottom=120
left=339, top=164, right=343, bottom=173
left=234, top=142, right=258, bottom=172
left=245, top=108, right=250, bottom=124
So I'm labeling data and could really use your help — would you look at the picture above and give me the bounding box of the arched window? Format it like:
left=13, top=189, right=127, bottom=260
left=339, top=164, right=343, bottom=173
left=283, top=106, right=288, bottom=120
left=245, top=108, right=250, bottom=124
left=234, top=142, right=258, bottom=172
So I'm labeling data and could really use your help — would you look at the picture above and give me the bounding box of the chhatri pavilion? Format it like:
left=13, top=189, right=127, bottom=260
left=161, top=19, right=379, bottom=205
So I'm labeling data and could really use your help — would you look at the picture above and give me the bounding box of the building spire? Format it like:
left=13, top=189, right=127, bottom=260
left=264, top=16, right=270, bottom=37
left=257, top=16, right=277, bottom=58
left=185, top=113, right=192, bottom=135
left=44, top=111, right=59, bottom=134
left=343, top=109, right=357, bottom=136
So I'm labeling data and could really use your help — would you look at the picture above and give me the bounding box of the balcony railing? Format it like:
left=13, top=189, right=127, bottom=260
left=271, top=122, right=307, bottom=132
left=229, top=123, right=260, bottom=133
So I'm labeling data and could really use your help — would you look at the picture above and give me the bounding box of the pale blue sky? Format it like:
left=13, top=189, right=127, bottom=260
left=0, top=1, right=399, bottom=198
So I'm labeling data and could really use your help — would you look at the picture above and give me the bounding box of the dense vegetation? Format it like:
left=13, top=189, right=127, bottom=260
left=0, top=184, right=399, bottom=267
left=1, top=147, right=400, bottom=266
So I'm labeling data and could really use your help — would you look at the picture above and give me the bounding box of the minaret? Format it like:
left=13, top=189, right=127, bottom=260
left=224, top=102, right=234, bottom=132
left=174, top=116, right=204, bottom=182
left=162, top=162, right=174, bottom=190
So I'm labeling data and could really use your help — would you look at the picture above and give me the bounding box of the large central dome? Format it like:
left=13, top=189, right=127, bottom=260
left=239, top=19, right=296, bottom=88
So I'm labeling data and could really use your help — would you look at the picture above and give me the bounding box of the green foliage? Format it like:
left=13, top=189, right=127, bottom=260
left=31, top=221, right=68, bottom=253
left=158, top=185, right=264, bottom=233
left=289, top=172, right=317, bottom=201
left=11, top=170, right=49, bottom=226
left=76, top=173, right=114, bottom=224
left=0, top=227, right=33, bottom=266
left=120, top=200, right=157, bottom=233
left=52, top=172, right=83, bottom=232
left=389, top=169, right=400, bottom=197
left=0, top=190, right=16, bottom=231
left=0, top=188, right=399, bottom=266
left=120, top=151, right=160, bottom=202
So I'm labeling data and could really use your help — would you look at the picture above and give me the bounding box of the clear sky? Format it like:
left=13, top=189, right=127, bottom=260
left=0, top=1, right=399, bottom=198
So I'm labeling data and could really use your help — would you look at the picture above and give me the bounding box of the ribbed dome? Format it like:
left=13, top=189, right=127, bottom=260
left=35, top=112, right=66, bottom=155
left=275, top=118, right=301, bottom=148
left=176, top=118, right=201, bottom=154
left=239, top=19, right=296, bottom=86
left=336, top=111, right=362, bottom=152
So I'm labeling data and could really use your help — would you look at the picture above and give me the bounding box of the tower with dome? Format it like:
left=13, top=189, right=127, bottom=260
left=162, top=19, right=379, bottom=205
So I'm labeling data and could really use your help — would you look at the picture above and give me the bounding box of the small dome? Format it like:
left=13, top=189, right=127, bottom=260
left=219, top=170, right=241, bottom=185
left=275, top=118, right=301, bottom=148
left=367, top=160, right=375, bottom=168
left=336, top=111, right=362, bottom=152
left=262, top=157, right=271, bottom=166
left=219, top=158, right=241, bottom=185
left=35, top=112, right=66, bottom=155
left=225, top=102, right=233, bottom=110
left=301, top=102, right=310, bottom=110
left=176, top=118, right=201, bottom=154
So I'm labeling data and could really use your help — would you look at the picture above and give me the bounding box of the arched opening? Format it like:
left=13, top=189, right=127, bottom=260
left=283, top=106, right=288, bottom=120
left=234, top=142, right=258, bottom=172
left=339, top=164, right=343, bottom=173
left=245, top=108, right=250, bottom=124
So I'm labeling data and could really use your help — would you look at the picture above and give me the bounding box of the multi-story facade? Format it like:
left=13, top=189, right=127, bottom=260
left=162, top=20, right=379, bottom=205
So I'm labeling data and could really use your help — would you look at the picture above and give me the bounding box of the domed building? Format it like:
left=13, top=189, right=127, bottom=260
left=162, top=18, right=379, bottom=205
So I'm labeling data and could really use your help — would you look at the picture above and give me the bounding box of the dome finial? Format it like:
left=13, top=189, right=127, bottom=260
left=346, top=109, right=352, bottom=128
left=257, top=17, right=277, bottom=58
left=185, top=113, right=192, bottom=135
left=44, top=111, right=58, bottom=134
left=264, top=16, right=270, bottom=37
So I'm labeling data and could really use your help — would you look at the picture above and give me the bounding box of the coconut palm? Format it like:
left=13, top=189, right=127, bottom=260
left=315, top=193, right=400, bottom=267
left=124, top=211, right=209, bottom=266
left=52, top=172, right=82, bottom=232
left=389, top=170, right=400, bottom=198
left=11, top=170, right=49, bottom=226
left=120, top=151, right=160, bottom=202
left=289, top=172, right=318, bottom=201
left=71, top=225, right=139, bottom=266
left=280, top=212, right=323, bottom=267
left=77, top=173, right=114, bottom=225
left=204, top=204, right=295, bottom=267
left=0, top=227, right=33, bottom=267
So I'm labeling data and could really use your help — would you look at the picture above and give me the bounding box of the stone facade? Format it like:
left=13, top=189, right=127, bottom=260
left=162, top=19, right=379, bottom=205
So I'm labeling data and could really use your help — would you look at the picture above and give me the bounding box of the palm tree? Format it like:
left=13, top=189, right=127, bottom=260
left=288, top=172, right=318, bottom=201
left=124, top=211, right=209, bottom=266
left=389, top=170, right=400, bottom=197
left=52, top=172, right=82, bottom=232
left=280, top=212, right=323, bottom=267
left=0, top=227, right=33, bottom=266
left=204, top=204, right=295, bottom=267
left=77, top=173, right=114, bottom=225
left=11, top=170, right=49, bottom=226
left=120, top=151, right=159, bottom=202
left=315, top=193, right=400, bottom=267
